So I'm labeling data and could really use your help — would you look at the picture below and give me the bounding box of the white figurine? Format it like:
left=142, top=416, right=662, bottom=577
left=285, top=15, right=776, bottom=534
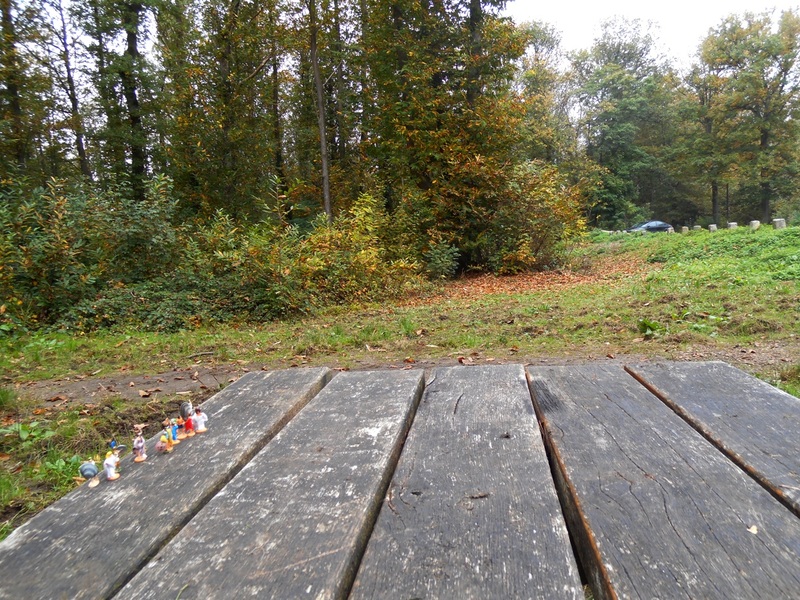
left=104, top=447, right=121, bottom=481
left=193, top=407, right=208, bottom=433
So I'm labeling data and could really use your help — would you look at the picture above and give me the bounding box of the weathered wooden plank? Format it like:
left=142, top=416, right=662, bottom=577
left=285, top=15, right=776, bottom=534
left=627, top=361, right=800, bottom=516
left=0, top=367, right=332, bottom=600
left=528, top=364, right=800, bottom=600
left=350, top=364, right=583, bottom=599
left=115, top=369, right=425, bottom=600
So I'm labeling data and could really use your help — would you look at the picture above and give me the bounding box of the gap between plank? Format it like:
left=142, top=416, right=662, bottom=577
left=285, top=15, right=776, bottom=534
left=525, top=373, right=618, bottom=600
left=107, top=371, right=333, bottom=599
left=623, top=366, right=800, bottom=521
left=336, top=372, right=426, bottom=600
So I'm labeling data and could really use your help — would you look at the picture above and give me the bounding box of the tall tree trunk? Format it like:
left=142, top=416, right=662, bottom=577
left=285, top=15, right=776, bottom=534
left=332, top=0, right=346, bottom=160
left=711, top=179, right=719, bottom=225
left=358, top=0, right=368, bottom=145
left=308, top=0, right=332, bottom=223
left=56, top=0, right=91, bottom=179
left=466, top=0, right=483, bottom=107
left=1, top=0, right=26, bottom=169
left=759, top=128, right=771, bottom=223
left=268, top=6, right=289, bottom=221
left=119, top=1, right=146, bottom=201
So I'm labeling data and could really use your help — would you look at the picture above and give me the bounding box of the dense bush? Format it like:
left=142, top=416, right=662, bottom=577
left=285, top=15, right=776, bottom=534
left=1, top=173, right=585, bottom=333
left=50, top=192, right=425, bottom=332
left=482, top=161, right=587, bottom=273
left=0, top=177, right=185, bottom=332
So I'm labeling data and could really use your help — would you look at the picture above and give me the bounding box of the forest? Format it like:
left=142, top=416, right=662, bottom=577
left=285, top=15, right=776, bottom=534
left=2, top=0, right=800, bottom=332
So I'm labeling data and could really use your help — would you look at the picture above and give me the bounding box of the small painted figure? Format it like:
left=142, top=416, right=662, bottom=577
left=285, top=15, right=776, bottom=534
left=176, top=416, right=187, bottom=440
left=184, top=413, right=195, bottom=437
left=193, top=407, right=208, bottom=433
left=79, top=459, right=100, bottom=488
left=104, top=447, right=121, bottom=481
left=133, top=424, right=147, bottom=462
left=180, top=401, right=195, bottom=437
left=156, top=419, right=174, bottom=453
left=170, top=418, right=181, bottom=444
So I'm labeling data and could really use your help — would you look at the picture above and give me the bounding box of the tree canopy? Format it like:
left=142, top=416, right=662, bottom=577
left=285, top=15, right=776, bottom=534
left=2, top=3, right=800, bottom=330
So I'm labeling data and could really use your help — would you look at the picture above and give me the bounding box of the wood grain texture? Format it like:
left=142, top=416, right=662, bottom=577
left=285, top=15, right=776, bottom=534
left=115, top=369, right=425, bottom=600
left=350, top=364, right=583, bottom=600
left=528, top=364, right=800, bottom=600
left=627, top=361, right=800, bottom=516
left=0, top=367, right=332, bottom=600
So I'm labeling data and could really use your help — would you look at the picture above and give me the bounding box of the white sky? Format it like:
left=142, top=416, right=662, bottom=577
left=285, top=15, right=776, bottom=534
left=503, top=1, right=800, bottom=70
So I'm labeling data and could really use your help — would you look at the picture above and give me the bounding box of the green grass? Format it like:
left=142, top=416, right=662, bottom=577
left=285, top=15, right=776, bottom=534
left=2, top=227, right=799, bottom=381
left=1, top=225, right=799, bottom=540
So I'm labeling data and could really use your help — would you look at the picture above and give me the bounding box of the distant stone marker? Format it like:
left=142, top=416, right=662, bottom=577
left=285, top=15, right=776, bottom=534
left=773, top=218, right=787, bottom=229
left=681, top=226, right=689, bottom=234
left=708, top=224, right=717, bottom=232
left=728, top=222, right=738, bottom=229
left=750, top=220, right=761, bottom=230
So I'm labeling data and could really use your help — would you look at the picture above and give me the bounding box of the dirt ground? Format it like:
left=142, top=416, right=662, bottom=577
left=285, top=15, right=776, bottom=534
left=16, top=340, right=796, bottom=407
left=12, top=253, right=798, bottom=408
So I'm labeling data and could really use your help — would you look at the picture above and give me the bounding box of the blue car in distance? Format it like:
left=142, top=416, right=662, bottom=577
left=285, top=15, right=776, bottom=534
left=626, top=220, right=673, bottom=233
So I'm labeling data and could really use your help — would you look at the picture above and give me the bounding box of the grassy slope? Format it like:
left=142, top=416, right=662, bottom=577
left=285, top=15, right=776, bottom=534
left=1, top=226, right=799, bottom=539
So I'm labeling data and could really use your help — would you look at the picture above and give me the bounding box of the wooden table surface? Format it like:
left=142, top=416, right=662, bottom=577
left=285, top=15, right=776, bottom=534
left=1, top=362, right=798, bottom=599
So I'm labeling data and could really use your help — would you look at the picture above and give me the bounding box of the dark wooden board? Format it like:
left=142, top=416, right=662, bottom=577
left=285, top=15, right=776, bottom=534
left=115, top=369, right=425, bottom=600
left=0, top=367, right=332, bottom=600
left=350, top=364, right=583, bottom=599
left=528, top=364, right=800, bottom=600
left=627, top=361, right=800, bottom=516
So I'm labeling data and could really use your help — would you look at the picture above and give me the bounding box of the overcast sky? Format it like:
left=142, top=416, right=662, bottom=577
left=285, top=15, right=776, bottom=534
left=502, top=1, right=800, bottom=69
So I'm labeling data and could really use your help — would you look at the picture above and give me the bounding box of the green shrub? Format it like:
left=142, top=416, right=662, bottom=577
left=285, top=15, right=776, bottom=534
left=482, top=161, right=587, bottom=273
left=424, top=242, right=460, bottom=279
left=0, top=176, right=184, bottom=329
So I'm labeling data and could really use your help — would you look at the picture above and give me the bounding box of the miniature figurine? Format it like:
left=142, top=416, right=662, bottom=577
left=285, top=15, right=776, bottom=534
left=133, top=424, right=148, bottom=463
left=104, top=447, right=121, bottom=481
left=170, top=418, right=181, bottom=444
left=156, top=419, right=174, bottom=453
left=79, top=459, right=101, bottom=488
left=183, top=412, right=195, bottom=437
left=176, top=416, right=187, bottom=440
left=180, top=401, right=195, bottom=437
left=193, top=407, right=208, bottom=433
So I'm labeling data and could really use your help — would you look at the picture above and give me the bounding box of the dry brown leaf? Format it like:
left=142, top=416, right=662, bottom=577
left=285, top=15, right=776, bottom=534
left=138, top=390, right=150, bottom=398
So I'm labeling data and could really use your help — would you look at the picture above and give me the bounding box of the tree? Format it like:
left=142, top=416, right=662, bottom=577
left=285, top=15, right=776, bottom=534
left=307, top=0, right=331, bottom=222
left=41, top=0, right=93, bottom=179
left=363, top=0, right=529, bottom=266
left=75, top=0, right=157, bottom=200
left=0, top=0, right=53, bottom=179
left=570, top=18, right=685, bottom=229
left=700, top=11, right=800, bottom=223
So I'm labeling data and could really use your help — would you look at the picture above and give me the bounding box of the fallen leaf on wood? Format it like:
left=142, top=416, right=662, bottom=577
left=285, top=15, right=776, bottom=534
left=138, top=390, right=150, bottom=398
left=747, top=525, right=759, bottom=534
left=47, top=395, right=67, bottom=403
